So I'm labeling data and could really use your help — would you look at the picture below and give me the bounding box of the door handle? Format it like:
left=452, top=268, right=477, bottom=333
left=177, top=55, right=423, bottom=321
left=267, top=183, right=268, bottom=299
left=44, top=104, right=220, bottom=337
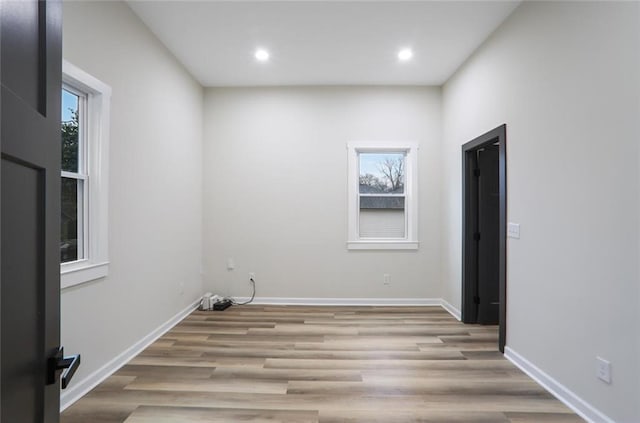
left=47, top=347, right=81, bottom=389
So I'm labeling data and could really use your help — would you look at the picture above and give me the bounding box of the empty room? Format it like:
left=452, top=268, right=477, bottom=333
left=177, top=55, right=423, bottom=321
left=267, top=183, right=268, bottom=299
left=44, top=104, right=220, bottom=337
left=0, top=0, right=638, bottom=422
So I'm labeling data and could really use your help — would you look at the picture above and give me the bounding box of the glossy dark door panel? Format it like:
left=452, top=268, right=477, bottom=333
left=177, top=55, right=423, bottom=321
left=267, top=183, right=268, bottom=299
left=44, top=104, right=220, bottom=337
left=1, top=0, right=63, bottom=421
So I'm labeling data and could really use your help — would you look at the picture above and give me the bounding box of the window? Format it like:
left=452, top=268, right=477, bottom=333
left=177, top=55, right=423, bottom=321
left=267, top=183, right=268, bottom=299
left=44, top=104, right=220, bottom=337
left=61, top=87, right=86, bottom=263
left=347, top=141, right=419, bottom=249
left=60, top=61, right=111, bottom=288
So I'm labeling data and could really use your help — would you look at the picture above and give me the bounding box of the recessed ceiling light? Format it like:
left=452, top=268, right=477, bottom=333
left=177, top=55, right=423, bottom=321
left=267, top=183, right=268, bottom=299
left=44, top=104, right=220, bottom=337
left=398, top=48, right=413, bottom=62
left=255, top=49, right=270, bottom=62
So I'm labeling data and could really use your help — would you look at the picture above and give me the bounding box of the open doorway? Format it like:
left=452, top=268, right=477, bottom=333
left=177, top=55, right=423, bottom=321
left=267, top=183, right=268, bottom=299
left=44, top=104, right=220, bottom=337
left=461, top=125, right=506, bottom=352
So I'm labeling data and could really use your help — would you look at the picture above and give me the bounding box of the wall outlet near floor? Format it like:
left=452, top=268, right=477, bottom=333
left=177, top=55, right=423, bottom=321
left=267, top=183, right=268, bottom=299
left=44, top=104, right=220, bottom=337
left=179, top=282, right=185, bottom=295
left=249, top=272, right=256, bottom=281
left=383, top=274, right=390, bottom=285
left=596, top=356, right=611, bottom=384
left=227, top=258, right=235, bottom=270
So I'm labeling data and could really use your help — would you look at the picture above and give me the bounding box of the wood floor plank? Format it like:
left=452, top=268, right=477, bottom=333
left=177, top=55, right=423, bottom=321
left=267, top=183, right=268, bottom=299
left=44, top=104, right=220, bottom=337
left=208, top=333, right=325, bottom=343
left=419, top=342, right=499, bottom=351
left=177, top=339, right=298, bottom=350
left=264, top=358, right=481, bottom=370
left=287, top=378, right=551, bottom=396
left=125, top=377, right=288, bottom=395
left=116, top=364, right=216, bottom=379
left=125, top=405, right=319, bottom=423
left=318, top=409, right=510, bottom=423
left=70, top=390, right=576, bottom=413
left=249, top=324, right=359, bottom=336
left=90, top=375, right=137, bottom=392
left=324, top=335, right=443, bottom=344
left=210, top=367, right=363, bottom=382
left=356, top=326, right=472, bottom=336
left=175, top=320, right=277, bottom=328
left=127, top=356, right=217, bottom=368
left=61, top=305, right=583, bottom=422
left=505, top=412, right=585, bottom=422
left=293, top=341, right=422, bottom=351
left=60, top=401, right=139, bottom=423
left=199, top=347, right=465, bottom=360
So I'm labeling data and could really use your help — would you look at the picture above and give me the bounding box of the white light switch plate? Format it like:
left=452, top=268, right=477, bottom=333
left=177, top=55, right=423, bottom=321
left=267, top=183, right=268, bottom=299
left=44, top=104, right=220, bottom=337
left=507, top=222, right=520, bottom=239
left=596, top=357, right=611, bottom=384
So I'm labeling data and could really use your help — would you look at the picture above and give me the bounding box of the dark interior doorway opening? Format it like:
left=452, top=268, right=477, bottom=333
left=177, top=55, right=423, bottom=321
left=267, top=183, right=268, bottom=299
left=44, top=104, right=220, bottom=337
left=461, top=124, right=507, bottom=352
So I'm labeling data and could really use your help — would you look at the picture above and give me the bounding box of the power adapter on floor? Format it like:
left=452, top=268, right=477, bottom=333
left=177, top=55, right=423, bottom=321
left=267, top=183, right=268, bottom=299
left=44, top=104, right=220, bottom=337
left=213, top=299, right=232, bottom=311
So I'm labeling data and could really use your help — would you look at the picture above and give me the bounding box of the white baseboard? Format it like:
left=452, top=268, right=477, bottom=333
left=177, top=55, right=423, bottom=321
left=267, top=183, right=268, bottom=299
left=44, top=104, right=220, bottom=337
left=231, top=296, right=442, bottom=306
left=439, top=298, right=461, bottom=321
left=60, top=297, right=201, bottom=412
left=230, top=297, right=461, bottom=322
left=231, top=297, right=463, bottom=320
left=504, top=347, right=614, bottom=423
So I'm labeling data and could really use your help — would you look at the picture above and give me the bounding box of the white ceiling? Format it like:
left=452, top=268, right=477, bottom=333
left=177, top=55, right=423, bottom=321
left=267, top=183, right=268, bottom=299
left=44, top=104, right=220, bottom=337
left=127, top=1, right=520, bottom=87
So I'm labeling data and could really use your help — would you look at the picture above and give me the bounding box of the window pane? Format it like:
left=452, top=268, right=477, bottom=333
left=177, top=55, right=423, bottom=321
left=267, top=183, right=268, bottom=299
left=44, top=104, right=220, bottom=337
left=61, top=89, right=79, bottom=173
left=359, top=209, right=406, bottom=238
left=359, top=152, right=405, bottom=194
left=359, top=195, right=405, bottom=238
left=360, top=196, right=404, bottom=210
left=61, top=177, right=81, bottom=263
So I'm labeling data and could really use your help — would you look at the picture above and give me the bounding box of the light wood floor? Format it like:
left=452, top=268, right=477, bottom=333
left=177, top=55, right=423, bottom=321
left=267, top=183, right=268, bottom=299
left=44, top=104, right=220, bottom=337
left=61, top=305, right=583, bottom=423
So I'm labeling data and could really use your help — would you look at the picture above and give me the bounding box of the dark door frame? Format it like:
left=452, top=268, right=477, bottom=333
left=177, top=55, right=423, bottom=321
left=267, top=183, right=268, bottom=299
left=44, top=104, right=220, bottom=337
left=461, top=124, right=507, bottom=352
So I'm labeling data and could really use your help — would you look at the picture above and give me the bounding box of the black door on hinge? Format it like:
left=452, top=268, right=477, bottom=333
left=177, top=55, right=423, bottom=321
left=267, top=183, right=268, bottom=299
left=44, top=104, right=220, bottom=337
left=462, top=124, right=506, bottom=352
left=1, top=1, right=79, bottom=421
left=476, top=145, right=500, bottom=324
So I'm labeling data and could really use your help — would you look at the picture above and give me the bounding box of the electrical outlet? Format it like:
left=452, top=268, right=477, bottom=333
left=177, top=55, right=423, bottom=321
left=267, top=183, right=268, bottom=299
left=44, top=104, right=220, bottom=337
left=383, top=274, right=390, bottom=285
left=596, top=356, right=611, bottom=384
left=179, top=282, right=185, bottom=295
left=249, top=272, right=256, bottom=281
left=227, top=258, right=235, bottom=270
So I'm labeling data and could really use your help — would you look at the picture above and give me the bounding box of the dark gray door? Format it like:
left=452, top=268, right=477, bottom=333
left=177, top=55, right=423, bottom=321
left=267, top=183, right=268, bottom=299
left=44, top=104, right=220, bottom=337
left=462, top=125, right=506, bottom=351
left=476, top=145, right=500, bottom=324
left=1, top=1, right=66, bottom=421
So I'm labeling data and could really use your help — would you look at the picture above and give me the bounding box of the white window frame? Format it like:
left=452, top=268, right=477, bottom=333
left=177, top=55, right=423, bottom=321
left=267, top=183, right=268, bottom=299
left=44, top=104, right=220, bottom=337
left=347, top=141, right=419, bottom=250
left=61, top=84, right=89, bottom=263
left=61, top=60, right=111, bottom=289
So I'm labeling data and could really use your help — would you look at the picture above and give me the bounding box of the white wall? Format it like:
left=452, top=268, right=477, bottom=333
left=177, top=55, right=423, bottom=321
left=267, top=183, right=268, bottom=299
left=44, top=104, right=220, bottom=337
left=203, top=87, right=442, bottom=300
left=441, top=2, right=639, bottom=421
left=60, top=1, right=640, bottom=419
left=61, top=0, right=203, bottom=397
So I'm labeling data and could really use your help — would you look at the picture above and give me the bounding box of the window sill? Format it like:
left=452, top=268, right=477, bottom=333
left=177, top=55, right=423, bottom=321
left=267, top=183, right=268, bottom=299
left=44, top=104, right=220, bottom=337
left=61, top=261, right=109, bottom=290
left=347, top=241, right=419, bottom=250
